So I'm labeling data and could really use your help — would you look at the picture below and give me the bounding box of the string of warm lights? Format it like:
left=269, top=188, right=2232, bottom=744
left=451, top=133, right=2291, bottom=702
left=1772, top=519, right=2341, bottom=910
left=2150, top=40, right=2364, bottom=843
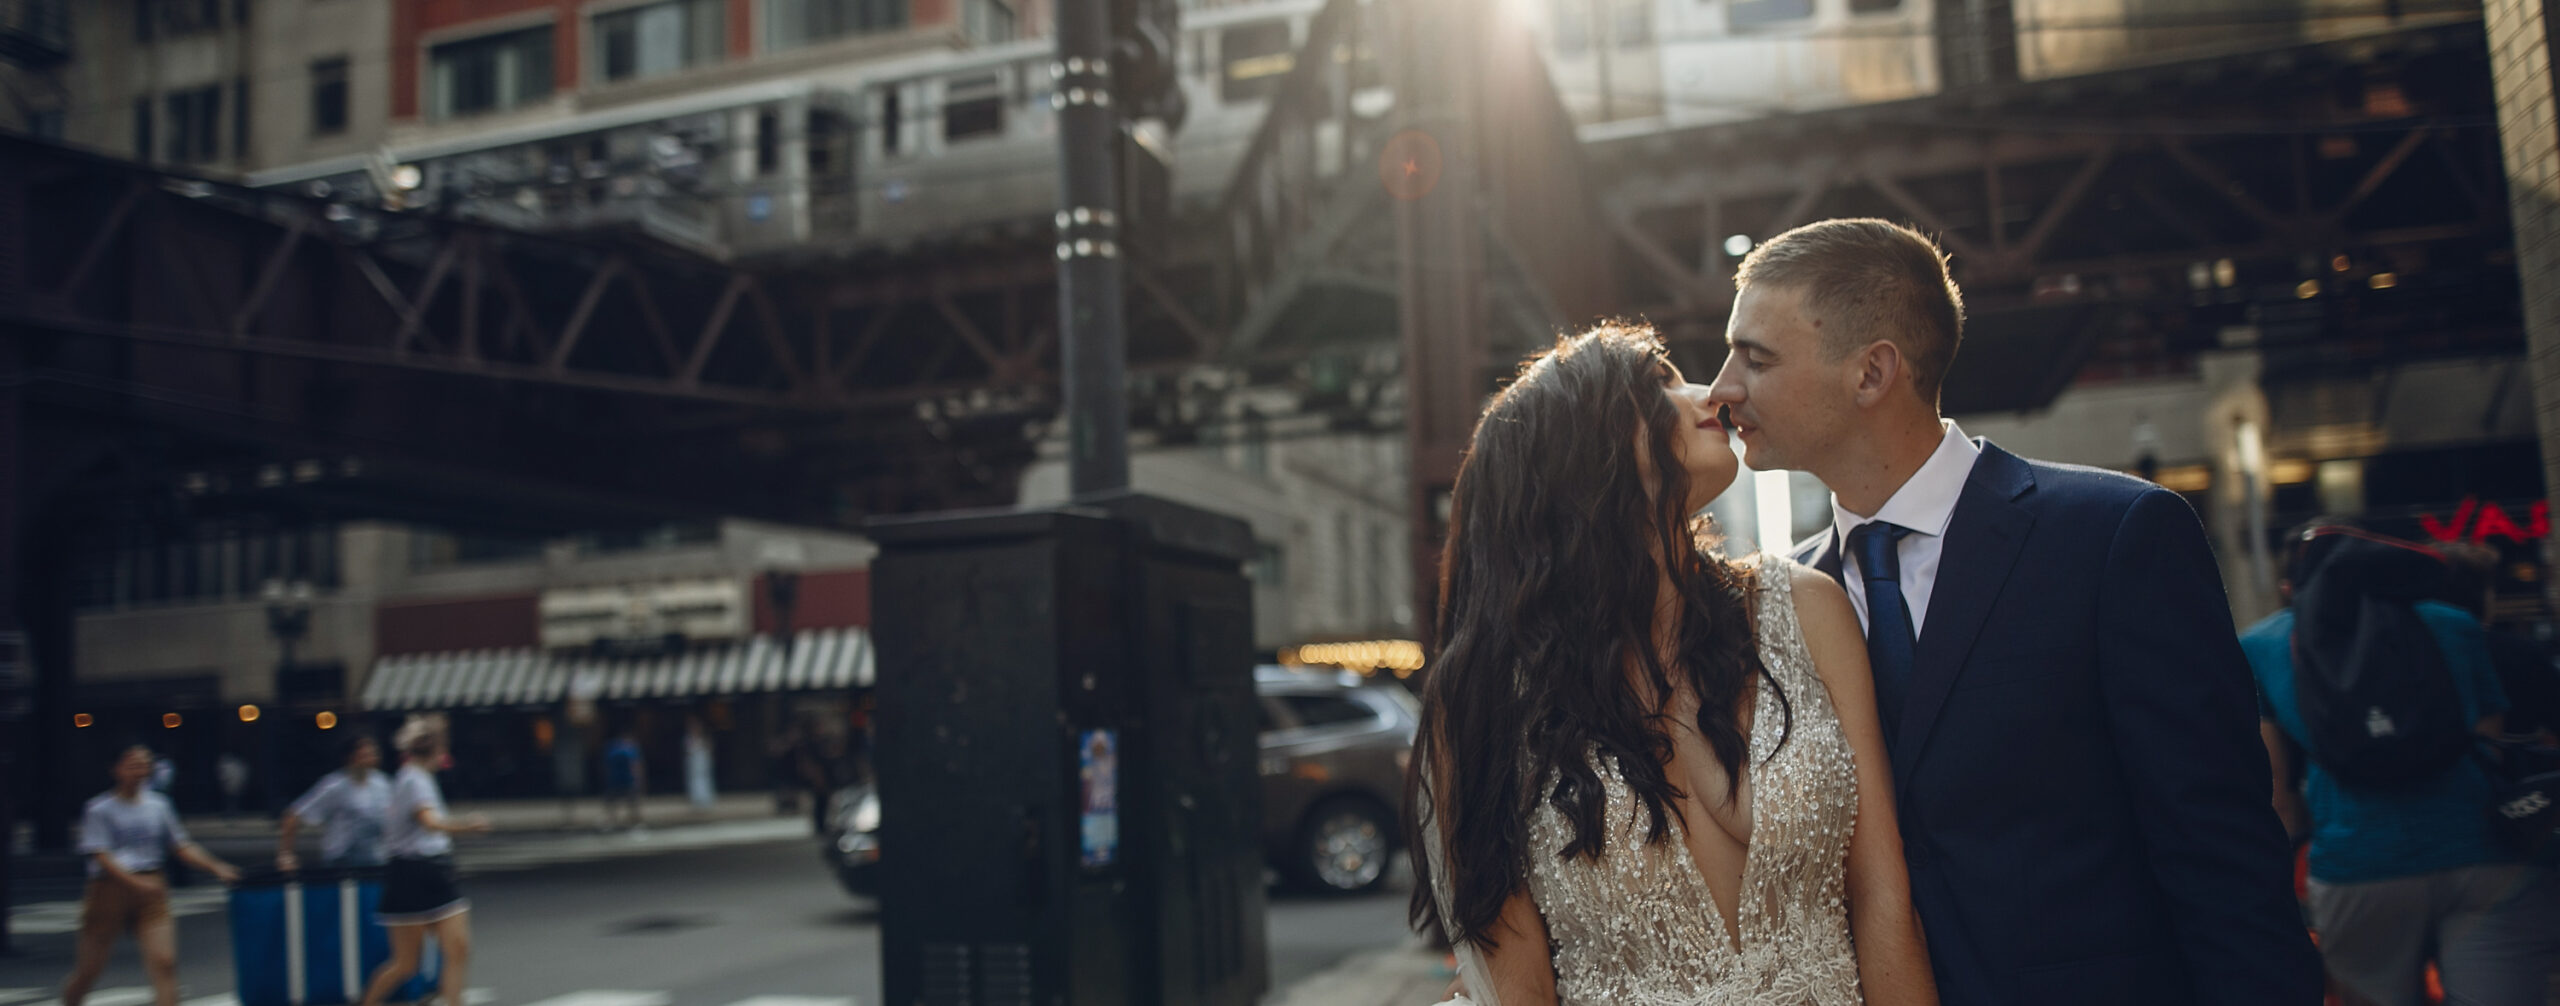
left=1282, top=639, right=1425, bottom=673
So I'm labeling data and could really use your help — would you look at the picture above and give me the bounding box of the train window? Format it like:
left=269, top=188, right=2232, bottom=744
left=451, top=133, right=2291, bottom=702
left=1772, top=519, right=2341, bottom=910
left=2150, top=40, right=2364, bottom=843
left=1220, top=22, right=1294, bottom=103
left=1728, top=0, right=1814, bottom=30
left=1848, top=0, right=1900, bottom=11
left=880, top=87, right=903, bottom=157
left=808, top=109, right=848, bottom=179
left=944, top=75, right=1004, bottom=143
left=756, top=112, right=781, bottom=175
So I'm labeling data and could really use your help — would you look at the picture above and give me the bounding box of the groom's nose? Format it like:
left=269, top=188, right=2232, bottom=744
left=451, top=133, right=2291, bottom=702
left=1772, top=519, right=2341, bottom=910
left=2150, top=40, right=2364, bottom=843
left=1706, top=362, right=1747, bottom=406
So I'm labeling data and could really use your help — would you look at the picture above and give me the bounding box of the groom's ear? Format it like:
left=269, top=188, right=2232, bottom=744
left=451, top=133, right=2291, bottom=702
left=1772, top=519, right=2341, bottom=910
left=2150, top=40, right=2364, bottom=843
left=1850, top=338, right=1905, bottom=407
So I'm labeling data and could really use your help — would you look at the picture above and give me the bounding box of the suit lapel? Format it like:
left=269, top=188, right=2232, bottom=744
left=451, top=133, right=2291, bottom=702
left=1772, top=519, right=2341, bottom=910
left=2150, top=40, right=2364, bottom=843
left=1891, top=442, right=2037, bottom=785
left=1792, top=530, right=1843, bottom=585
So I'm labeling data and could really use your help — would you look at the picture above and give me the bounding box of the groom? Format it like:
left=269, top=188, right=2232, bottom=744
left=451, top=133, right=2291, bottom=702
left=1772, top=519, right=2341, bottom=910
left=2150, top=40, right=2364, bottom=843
left=1707, top=219, right=2320, bottom=1005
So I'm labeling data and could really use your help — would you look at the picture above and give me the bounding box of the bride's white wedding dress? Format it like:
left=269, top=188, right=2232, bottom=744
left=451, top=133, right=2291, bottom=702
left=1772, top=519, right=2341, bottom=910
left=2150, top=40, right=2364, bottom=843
left=1429, top=560, right=1866, bottom=1006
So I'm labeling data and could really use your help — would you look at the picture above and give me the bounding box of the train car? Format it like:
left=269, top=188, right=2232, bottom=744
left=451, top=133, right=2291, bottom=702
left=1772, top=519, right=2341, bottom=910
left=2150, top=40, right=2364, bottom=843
left=245, top=0, right=1326, bottom=259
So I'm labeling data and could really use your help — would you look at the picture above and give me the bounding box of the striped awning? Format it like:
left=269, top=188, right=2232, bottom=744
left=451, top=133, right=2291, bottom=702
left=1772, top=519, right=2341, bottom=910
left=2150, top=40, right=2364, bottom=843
left=361, top=628, right=873, bottom=712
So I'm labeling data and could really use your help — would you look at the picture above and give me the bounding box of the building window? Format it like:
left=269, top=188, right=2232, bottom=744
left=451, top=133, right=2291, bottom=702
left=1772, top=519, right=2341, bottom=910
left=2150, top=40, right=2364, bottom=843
left=963, top=0, right=1015, bottom=45
left=165, top=85, right=220, bottom=163
left=133, top=97, right=152, bottom=159
left=1614, top=0, right=1651, bottom=45
left=311, top=57, right=349, bottom=136
left=596, top=0, right=724, bottom=84
left=942, top=74, right=1003, bottom=143
left=1219, top=22, right=1293, bottom=103
left=137, top=0, right=222, bottom=41
left=766, top=0, right=907, bottom=52
left=1729, top=0, right=1815, bottom=31
left=1552, top=0, right=1588, bottom=53
left=429, top=25, right=555, bottom=120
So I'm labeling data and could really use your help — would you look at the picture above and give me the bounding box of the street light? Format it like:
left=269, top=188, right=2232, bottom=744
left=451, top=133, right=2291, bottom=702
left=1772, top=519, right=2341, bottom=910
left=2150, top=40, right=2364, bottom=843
left=262, top=579, right=315, bottom=815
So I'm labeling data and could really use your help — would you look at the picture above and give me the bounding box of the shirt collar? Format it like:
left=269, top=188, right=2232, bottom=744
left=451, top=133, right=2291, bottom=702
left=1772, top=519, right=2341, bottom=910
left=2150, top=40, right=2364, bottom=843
left=1830, top=420, right=1982, bottom=547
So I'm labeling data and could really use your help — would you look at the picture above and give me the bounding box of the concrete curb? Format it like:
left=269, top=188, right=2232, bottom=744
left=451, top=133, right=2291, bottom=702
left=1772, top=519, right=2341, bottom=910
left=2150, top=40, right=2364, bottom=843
left=1266, top=938, right=1454, bottom=1006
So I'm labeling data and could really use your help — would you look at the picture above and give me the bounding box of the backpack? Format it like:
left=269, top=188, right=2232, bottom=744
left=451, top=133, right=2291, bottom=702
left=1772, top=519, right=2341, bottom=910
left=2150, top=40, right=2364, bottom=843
left=2289, top=531, right=2469, bottom=791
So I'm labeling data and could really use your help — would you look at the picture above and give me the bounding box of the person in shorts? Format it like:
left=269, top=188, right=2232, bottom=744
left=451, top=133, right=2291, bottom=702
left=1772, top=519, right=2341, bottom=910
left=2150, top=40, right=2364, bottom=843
left=63, top=746, right=240, bottom=1006
left=358, top=716, right=490, bottom=1006
left=278, top=735, right=393, bottom=871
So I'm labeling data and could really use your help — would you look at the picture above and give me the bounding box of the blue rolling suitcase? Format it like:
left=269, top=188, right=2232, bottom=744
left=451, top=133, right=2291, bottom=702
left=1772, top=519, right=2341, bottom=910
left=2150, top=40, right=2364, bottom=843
left=229, top=870, right=438, bottom=1006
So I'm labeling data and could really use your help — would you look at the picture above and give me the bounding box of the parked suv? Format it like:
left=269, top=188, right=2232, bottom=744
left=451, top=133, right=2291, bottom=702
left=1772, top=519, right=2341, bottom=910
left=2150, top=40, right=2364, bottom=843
left=821, top=666, right=1419, bottom=897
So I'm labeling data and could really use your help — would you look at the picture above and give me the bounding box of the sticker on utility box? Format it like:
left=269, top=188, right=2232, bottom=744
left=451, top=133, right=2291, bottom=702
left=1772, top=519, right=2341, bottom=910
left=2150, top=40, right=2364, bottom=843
left=1080, top=729, right=1119, bottom=868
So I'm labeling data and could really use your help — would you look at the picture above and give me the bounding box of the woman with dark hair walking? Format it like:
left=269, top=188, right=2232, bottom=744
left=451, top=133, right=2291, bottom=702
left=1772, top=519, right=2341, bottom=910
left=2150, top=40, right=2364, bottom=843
left=359, top=715, right=490, bottom=1006
left=1410, top=326, right=1933, bottom=1005
left=278, top=735, right=392, bottom=871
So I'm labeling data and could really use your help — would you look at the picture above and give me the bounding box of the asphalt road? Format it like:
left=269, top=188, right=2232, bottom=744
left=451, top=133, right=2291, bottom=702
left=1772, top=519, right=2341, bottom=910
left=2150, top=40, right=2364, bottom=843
left=0, top=825, right=1419, bottom=1006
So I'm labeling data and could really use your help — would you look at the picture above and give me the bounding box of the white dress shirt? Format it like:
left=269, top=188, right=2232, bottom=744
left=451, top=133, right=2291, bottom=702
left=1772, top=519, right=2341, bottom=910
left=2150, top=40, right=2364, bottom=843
left=1831, top=420, right=1982, bottom=639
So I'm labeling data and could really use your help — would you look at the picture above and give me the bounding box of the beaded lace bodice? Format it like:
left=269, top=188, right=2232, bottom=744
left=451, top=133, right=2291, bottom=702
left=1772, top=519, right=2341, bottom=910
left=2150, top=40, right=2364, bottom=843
left=1522, top=560, right=1862, bottom=1006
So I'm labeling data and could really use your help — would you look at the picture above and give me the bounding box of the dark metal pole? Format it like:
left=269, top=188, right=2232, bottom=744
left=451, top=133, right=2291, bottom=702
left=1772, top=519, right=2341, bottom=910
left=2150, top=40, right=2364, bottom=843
left=1053, top=0, right=1131, bottom=498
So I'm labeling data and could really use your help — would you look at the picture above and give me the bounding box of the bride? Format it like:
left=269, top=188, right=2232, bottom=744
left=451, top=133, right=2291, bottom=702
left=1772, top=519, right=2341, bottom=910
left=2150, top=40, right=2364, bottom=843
left=1406, top=325, right=1936, bottom=1006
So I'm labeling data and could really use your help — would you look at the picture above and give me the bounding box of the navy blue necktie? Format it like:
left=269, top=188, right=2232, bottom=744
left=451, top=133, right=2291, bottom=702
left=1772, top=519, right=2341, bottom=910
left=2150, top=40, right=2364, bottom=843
left=1849, top=521, right=1917, bottom=745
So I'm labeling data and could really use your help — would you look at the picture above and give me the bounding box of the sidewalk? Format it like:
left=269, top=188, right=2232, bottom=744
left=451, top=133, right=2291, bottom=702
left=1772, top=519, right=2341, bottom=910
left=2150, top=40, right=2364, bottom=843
left=12, top=792, right=806, bottom=886
left=1267, top=938, right=1453, bottom=1006
left=180, top=791, right=789, bottom=840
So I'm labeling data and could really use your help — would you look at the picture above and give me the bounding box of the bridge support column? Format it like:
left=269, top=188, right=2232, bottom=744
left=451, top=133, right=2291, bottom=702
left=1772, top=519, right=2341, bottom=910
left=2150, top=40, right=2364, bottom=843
left=2485, top=0, right=2560, bottom=612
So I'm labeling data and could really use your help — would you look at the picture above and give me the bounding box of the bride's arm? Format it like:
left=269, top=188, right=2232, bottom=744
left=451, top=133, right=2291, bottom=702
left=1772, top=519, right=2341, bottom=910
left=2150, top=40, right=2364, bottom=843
left=1424, top=744, right=1558, bottom=1006
left=1792, top=565, right=1938, bottom=1006
left=1470, top=890, right=1559, bottom=1006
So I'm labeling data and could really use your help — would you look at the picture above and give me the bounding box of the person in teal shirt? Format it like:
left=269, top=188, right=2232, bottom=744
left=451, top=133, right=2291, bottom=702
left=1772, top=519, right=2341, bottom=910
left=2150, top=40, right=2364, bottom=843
left=2245, top=523, right=2558, bottom=1006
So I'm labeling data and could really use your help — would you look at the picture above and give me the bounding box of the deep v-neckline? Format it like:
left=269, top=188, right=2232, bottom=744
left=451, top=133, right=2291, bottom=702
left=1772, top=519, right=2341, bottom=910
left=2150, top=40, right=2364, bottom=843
left=1665, top=674, right=1769, bottom=958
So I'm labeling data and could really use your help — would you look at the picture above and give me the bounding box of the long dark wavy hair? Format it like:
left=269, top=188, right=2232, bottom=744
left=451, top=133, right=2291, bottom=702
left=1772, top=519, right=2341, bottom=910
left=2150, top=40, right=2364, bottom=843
left=1404, top=324, right=1786, bottom=951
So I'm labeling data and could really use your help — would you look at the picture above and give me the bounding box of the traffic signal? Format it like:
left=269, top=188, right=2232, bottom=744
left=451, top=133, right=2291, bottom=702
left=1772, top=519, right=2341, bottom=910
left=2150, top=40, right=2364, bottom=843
left=1111, top=0, right=1186, bottom=132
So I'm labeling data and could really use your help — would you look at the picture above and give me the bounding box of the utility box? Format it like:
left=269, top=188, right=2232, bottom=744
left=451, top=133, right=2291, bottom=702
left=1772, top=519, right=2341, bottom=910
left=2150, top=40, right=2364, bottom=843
left=869, top=492, right=1267, bottom=1006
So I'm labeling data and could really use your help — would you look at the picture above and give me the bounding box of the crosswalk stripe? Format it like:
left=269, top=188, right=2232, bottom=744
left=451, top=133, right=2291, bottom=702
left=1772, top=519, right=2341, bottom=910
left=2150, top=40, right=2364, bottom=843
left=513, top=992, right=671, bottom=1006
left=81, top=989, right=157, bottom=1006
left=184, top=993, right=241, bottom=1006
left=720, top=997, right=854, bottom=1006
left=9, top=822, right=807, bottom=934
left=0, top=988, right=48, bottom=1006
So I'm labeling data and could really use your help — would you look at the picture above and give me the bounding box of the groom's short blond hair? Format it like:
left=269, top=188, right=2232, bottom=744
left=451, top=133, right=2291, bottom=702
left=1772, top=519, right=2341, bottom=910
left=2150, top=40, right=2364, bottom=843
left=1734, top=218, right=1966, bottom=404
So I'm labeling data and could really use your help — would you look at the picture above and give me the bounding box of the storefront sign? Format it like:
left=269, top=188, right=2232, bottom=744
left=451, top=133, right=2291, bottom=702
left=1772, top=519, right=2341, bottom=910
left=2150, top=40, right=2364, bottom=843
left=540, top=578, right=749, bottom=651
left=2419, top=497, right=2550, bottom=545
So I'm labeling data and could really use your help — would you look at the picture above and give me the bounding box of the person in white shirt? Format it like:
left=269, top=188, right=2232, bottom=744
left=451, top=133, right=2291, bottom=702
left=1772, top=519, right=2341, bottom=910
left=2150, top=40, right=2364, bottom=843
left=359, top=716, right=489, bottom=1006
left=63, top=746, right=239, bottom=1006
left=277, top=736, right=393, bottom=870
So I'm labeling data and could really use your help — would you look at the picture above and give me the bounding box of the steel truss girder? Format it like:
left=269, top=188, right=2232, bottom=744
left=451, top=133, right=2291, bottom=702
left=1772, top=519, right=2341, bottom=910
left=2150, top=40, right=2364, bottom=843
left=1588, top=20, right=2504, bottom=332
left=0, top=138, right=1225, bottom=418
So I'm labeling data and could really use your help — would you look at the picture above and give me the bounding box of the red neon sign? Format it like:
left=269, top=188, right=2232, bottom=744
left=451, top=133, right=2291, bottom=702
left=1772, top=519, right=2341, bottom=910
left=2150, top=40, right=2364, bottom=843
left=2419, top=497, right=2551, bottom=544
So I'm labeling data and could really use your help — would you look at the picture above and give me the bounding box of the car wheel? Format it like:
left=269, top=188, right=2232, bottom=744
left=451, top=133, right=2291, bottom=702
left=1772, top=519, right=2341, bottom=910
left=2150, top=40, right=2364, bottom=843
left=1296, top=797, right=1393, bottom=894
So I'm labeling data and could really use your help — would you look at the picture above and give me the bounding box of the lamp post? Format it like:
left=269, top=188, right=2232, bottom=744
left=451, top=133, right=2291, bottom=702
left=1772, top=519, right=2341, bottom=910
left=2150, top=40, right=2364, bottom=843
left=262, top=579, right=313, bottom=815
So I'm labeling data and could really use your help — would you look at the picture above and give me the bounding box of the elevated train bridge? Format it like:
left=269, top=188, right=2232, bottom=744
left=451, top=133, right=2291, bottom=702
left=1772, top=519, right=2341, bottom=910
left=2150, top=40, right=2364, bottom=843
left=0, top=0, right=2518, bottom=841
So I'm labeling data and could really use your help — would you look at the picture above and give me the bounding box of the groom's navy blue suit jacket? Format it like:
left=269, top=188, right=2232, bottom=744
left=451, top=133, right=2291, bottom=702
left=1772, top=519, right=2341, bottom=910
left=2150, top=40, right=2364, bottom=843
left=1793, top=441, right=2320, bottom=1006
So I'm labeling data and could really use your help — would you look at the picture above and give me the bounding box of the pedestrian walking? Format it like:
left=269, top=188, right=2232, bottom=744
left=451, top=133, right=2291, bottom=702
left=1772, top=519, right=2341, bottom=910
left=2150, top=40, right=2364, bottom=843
left=602, top=729, right=645, bottom=831
left=2440, top=542, right=2560, bottom=747
left=217, top=753, right=248, bottom=823
left=767, top=727, right=801, bottom=815
left=683, top=717, right=715, bottom=811
left=2246, top=523, right=2560, bottom=1005
left=358, top=715, right=488, bottom=1006
left=277, top=736, right=393, bottom=871
left=62, top=746, right=241, bottom=1006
